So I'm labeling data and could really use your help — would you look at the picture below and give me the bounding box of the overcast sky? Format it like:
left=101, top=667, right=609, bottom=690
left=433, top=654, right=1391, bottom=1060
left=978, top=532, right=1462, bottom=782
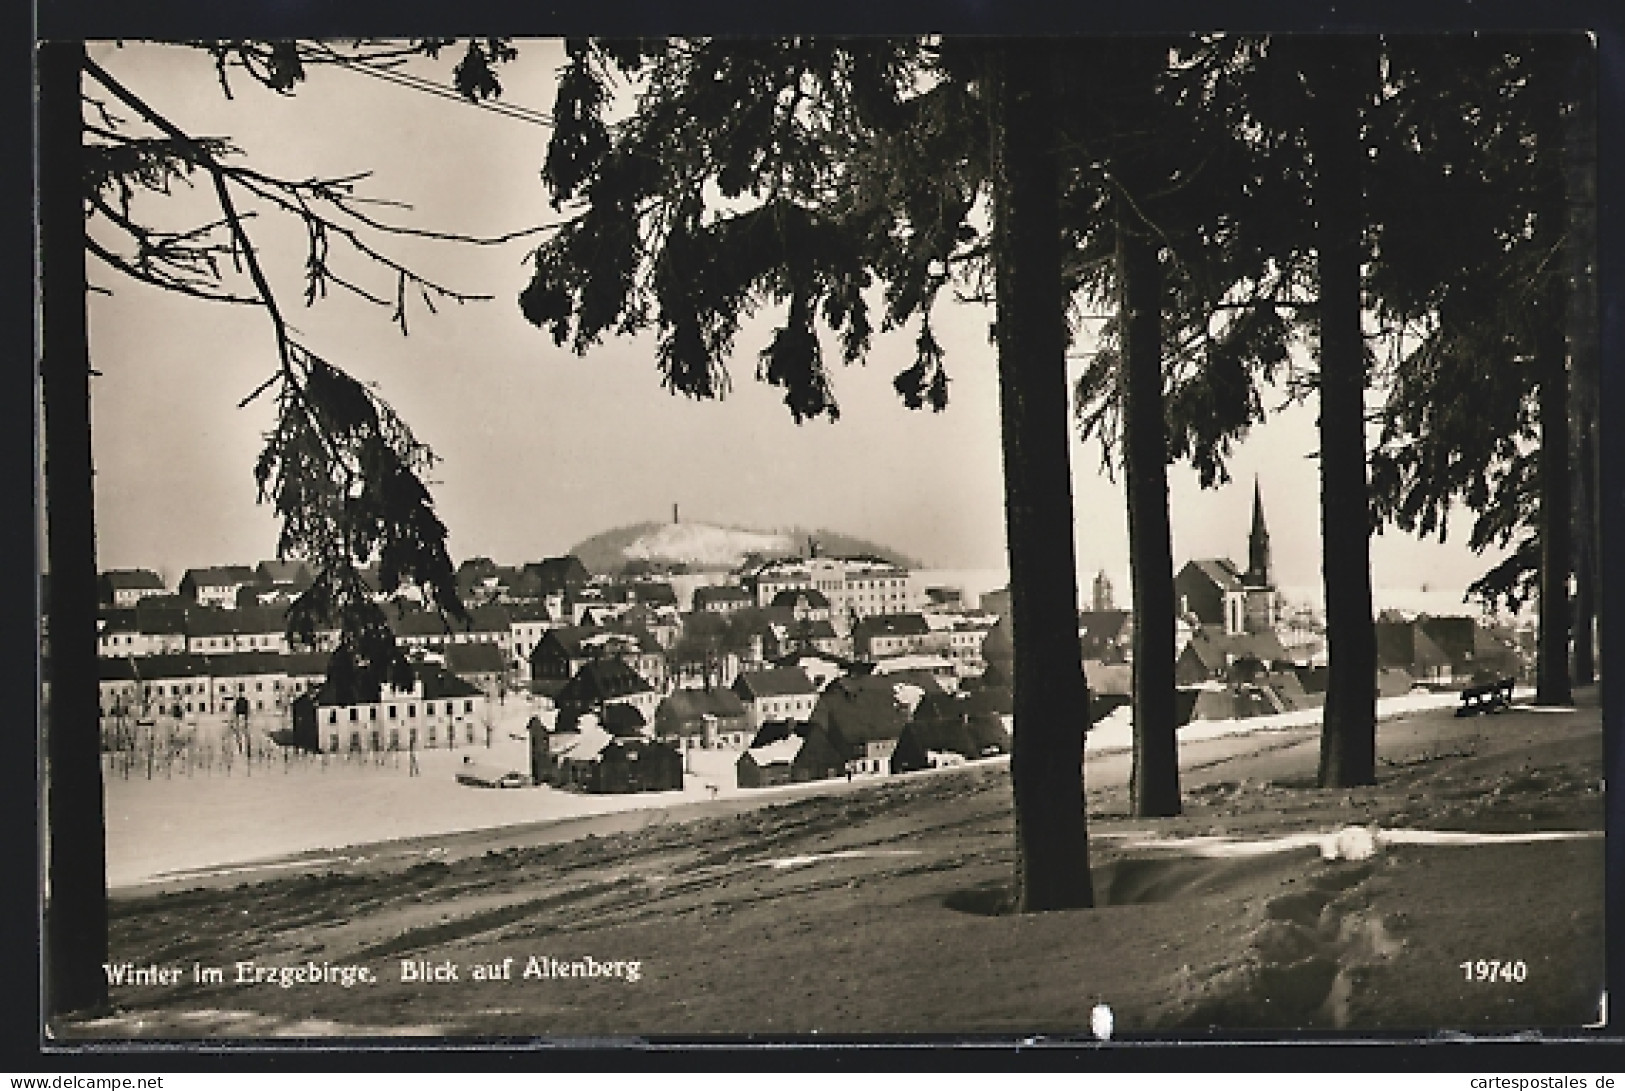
left=83, top=40, right=1510, bottom=602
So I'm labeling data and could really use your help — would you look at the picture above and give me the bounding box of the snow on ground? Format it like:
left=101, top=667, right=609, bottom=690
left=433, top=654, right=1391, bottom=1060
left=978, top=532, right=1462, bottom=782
left=1082, top=686, right=1497, bottom=753
left=103, top=685, right=1510, bottom=889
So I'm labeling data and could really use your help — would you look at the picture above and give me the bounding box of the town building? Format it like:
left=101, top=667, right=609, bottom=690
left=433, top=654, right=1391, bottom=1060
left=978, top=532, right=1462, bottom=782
left=1175, top=479, right=1281, bottom=637
left=731, top=667, right=819, bottom=732
left=736, top=722, right=845, bottom=788
left=178, top=566, right=258, bottom=610
left=555, top=657, right=661, bottom=723
left=749, top=553, right=920, bottom=625
left=98, top=569, right=167, bottom=609
left=310, top=661, right=485, bottom=754
left=852, top=613, right=932, bottom=661
left=693, top=585, right=756, bottom=614
left=654, top=688, right=751, bottom=749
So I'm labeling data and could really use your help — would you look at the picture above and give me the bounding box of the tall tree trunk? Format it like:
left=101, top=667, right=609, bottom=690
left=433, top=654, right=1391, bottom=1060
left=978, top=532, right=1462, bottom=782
left=1308, top=38, right=1378, bottom=789
left=988, top=39, right=1094, bottom=912
left=1535, top=42, right=1575, bottom=708
left=40, top=40, right=111, bottom=1018
left=1118, top=204, right=1180, bottom=818
left=1536, top=283, right=1573, bottom=705
left=1564, top=38, right=1598, bottom=688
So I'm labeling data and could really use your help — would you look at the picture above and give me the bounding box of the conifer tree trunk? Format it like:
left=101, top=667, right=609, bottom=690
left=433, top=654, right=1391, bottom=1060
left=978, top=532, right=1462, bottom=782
left=1564, top=41, right=1598, bottom=689
left=40, top=40, right=111, bottom=1017
left=1535, top=43, right=1575, bottom=708
left=1308, top=38, right=1378, bottom=789
left=988, top=39, right=1094, bottom=912
left=1118, top=205, right=1181, bottom=818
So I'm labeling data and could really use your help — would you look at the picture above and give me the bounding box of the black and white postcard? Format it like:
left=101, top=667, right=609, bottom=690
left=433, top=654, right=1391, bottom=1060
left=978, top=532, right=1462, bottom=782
left=37, top=32, right=1609, bottom=1044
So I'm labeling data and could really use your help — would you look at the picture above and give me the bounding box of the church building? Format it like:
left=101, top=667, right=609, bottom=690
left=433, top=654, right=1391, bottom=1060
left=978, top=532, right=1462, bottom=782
left=1175, top=478, right=1281, bottom=637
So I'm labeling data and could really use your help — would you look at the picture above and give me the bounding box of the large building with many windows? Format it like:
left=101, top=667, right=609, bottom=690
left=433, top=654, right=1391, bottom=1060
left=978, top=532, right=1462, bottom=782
left=748, top=554, right=920, bottom=629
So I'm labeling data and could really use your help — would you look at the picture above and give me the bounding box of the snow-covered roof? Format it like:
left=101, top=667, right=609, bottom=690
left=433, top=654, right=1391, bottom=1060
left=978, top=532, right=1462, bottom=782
left=744, top=735, right=804, bottom=767
left=558, top=722, right=615, bottom=762
left=891, top=682, right=926, bottom=714
left=872, top=654, right=956, bottom=674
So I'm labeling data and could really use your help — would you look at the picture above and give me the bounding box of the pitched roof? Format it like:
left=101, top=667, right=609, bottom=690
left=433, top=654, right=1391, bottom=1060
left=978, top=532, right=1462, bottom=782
left=182, top=566, right=257, bottom=588
left=186, top=604, right=288, bottom=637
left=394, top=610, right=456, bottom=637
left=732, top=667, right=817, bottom=701
left=853, top=613, right=932, bottom=641
left=1077, top=610, right=1130, bottom=642
left=694, top=584, right=755, bottom=607
left=282, top=651, right=331, bottom=676
left=255, top=560, right=313, bottom=586
left=445, top=642, right=507, bottom=675
left=770, top=588, right=830, bottom=610
left=101, top=569, right=165, bottom=591
left=809, top=674, right=920, bottom=748
left=1184, top=558, right=1244, bottom=593
left=198, top=651, right=293, bottom=676
left=465, top=603, right=513, bottom=632
left=560, top=658, right=655, bottom=706
left=1181, top=628, right=1291, bottom=671
left=521, top=556, right=593, bottom=593
left=658, top=688, right=748, bottom=724
left=600, top=702, right=648, bottom=736
left=417, top=662, right=482, bottom=700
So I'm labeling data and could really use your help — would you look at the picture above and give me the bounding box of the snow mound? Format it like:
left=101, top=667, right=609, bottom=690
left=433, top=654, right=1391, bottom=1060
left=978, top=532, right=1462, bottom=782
left=622, top=522, right=795, bottom=568
left=1320, top=825, right=1381, bottom=862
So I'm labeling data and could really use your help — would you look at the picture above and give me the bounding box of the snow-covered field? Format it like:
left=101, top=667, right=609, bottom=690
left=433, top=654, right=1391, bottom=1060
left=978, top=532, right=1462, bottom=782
left=102, top=686, right=1495, bottom=889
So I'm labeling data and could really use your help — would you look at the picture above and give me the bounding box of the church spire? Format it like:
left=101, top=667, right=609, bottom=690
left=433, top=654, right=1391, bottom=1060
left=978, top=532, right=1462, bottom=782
left=1246, top=475, right=1273, bottom=589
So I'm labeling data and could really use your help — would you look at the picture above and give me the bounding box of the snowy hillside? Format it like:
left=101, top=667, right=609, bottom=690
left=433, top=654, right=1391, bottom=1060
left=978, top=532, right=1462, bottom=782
left=622, top=522, right=797, bottom=568
left=570, top=520, right=917, bottom=574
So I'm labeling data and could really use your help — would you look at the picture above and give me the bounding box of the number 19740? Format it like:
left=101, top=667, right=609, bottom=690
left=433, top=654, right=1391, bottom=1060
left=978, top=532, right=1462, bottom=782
left=1460, top=959, right=1528, bottom=983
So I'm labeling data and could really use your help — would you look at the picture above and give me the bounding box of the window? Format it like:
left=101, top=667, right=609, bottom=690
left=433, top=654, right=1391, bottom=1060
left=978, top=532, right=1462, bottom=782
left=369, top=707, right=378, bottom=721
left=388, top=705, right=398, bottom=719
left=256, top=700, right=263, bottom=711
left=328, top=733, right=338, bottom=752
left=409, top=728, right=418, bottom=747
left=349, top=708, right=358, bottom=722
left=464, top=700, right=473, bottom=714
left=327, top=710, right=337, bottom=725
left=425, top=702, right=435, bottom=716
left=408, top=705, right=416, bottom=718
left=389, top=729, right=400, bottom=749
left=256, top=681, right=263, bottom=692
left=428, top=726, right=438, bottom=744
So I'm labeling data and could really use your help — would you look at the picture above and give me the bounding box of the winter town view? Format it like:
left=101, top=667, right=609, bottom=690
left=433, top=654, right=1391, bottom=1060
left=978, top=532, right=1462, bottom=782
left=44, top=36, right=1604, bottom=1039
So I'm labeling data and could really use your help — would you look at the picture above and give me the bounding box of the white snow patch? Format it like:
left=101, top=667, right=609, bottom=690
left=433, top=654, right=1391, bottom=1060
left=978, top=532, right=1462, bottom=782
left=623, top=523, right=795, bottom=568
left=1103, top=825, right=1601, bottom=860
left=759, top=849, right=922, bottom=870
left=891, top=683, right=926, bottom=714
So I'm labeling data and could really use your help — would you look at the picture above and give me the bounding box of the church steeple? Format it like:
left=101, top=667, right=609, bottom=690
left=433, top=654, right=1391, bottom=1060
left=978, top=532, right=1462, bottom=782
left=1245, top=476, right=1273, bottom=589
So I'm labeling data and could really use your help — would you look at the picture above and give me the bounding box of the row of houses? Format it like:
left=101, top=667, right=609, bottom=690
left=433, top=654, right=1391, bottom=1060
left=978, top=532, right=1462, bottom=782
left=529, top=630, right=1018, bottom=793
left=97, top=651, right=331, bottom=718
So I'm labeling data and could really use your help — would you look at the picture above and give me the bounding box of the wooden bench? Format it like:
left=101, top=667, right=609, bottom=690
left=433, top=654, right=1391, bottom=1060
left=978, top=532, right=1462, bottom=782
left=1455, top=677, right=1515, bottom=717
